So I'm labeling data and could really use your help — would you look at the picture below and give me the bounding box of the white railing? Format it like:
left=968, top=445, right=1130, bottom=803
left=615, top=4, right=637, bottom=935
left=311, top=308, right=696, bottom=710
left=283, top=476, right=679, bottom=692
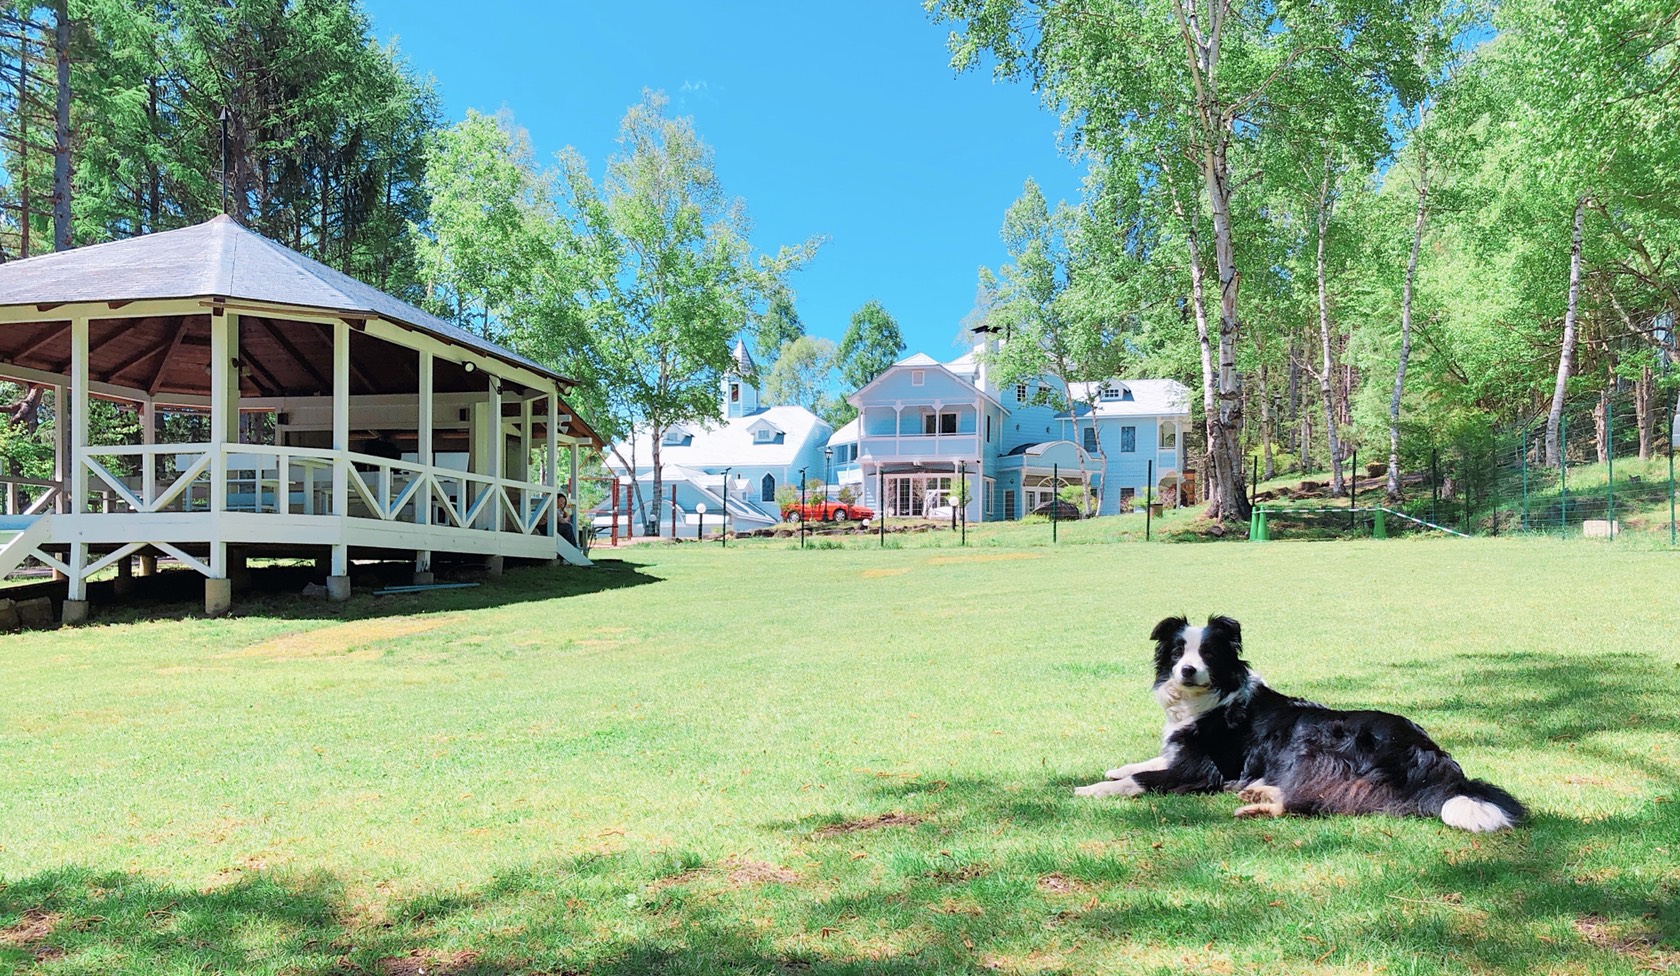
left=73, top=445, right=563, bottom=538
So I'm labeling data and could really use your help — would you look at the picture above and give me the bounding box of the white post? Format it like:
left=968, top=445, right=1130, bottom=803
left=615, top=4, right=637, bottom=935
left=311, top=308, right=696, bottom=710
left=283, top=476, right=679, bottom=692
left=519, top=394, right=533, bottom=529
left=546, top=392, right=559, bottom=540
left=569, top=434, right=581, bottom=541
left=415, top=349, right=433, bottom=583
left=51, top=384, right=65, bottom=514
left=65, top=316, right=89, bottom=612
left=329, top=320, right=350, bottom=598
left=141, top=397, right=156, bottom=509
left=487, top=377, right=502, bottom=531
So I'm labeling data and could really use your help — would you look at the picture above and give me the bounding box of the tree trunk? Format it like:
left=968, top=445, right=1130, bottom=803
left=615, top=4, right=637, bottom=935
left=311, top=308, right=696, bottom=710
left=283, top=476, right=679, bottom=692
left=648, top=429, right=664, bottom=537
left=1202, top=135, right=1250, bottom=522
left=51, top=0, right=69, bottom=251
left=1388, top=157, right=1428, bottom=499
left=18, top=21, right=31, bottom=258
left=1635, top=364, right=1653, bottom=460
left=1594, top=356, right=1615, bottom=464
left=1259, top=360, right=1275, bottom=480
left=1159, top=155, right=1219, bottom=508
left=1545, top=195, right=1588, bottom=468
left=1287, top=338, right=1301, bottom=465
left=1316, top=167, right=1345, bottom=497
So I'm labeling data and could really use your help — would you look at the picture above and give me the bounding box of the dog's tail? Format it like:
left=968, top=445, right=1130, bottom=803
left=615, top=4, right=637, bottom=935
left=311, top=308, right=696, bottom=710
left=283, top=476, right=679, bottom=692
left=1439, top=778, right=1526, bottom=832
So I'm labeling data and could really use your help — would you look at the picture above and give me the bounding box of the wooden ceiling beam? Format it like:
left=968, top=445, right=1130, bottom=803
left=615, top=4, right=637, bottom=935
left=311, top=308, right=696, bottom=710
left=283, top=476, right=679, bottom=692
left=253, top=317, right=331, bottom=393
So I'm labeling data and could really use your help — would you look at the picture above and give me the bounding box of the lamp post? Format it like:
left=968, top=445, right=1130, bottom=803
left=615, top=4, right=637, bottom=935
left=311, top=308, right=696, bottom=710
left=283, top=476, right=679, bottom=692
left=695, top=501, right=707, bottom=541
left=824, top=446, right=833, bottom=502
left=719, top=467, right=731, bottom=547
left=959, top=459, right=967, bottom=547
left=799, top=466, right=807, bottom=549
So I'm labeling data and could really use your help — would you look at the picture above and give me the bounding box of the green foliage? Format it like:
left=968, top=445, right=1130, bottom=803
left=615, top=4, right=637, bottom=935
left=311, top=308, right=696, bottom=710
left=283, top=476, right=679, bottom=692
left=835, top=299, right=904, bottom=392
left=752, top=291, right=805, bottom=366
left=761, top=335, right=836, bottom=415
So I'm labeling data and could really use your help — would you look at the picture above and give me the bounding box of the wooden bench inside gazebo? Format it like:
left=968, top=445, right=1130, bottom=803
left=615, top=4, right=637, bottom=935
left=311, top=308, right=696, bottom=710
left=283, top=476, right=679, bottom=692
left=0, top=215, right=600, bottom=621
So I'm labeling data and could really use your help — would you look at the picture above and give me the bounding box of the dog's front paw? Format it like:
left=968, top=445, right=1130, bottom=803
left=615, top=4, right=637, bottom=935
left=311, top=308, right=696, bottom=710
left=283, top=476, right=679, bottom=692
left=1105, top=767, right=1130, bottom=780
left=1075, top=777, right=1145, bottom=798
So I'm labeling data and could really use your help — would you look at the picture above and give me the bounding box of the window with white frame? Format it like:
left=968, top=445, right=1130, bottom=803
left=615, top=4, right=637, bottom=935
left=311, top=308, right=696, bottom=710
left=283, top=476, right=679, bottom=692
left=1121, top=426, right=1137, bottom=453
left=1160, top=424, right=1177, bottom=449
left=754, top=428, right=775, bottom=443
left=1082, top=427, right=1098, bottom=452
left=1100, top=383, right=1122, bottom=402
left=911, top=369, right=925, bottom=386
left=923, top=411, right=957, bottom=435
left=1016, top=382, right=1027, bottom=402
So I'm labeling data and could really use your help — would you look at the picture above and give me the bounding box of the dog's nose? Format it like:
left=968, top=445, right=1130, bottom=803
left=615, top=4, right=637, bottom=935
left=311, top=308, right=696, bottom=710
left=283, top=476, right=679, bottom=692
left=1180, top=664, right=1198, bottom=682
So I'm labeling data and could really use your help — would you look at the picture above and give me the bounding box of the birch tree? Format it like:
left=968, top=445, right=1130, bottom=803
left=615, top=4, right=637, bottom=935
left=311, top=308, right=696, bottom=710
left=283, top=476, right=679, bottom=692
left=931, top=0, right=1436, bottom=521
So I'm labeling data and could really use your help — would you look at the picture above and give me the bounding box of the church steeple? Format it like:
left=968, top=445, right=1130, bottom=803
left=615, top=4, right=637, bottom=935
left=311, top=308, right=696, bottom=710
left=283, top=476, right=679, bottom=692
left=724, top=339, right=761, bottom=417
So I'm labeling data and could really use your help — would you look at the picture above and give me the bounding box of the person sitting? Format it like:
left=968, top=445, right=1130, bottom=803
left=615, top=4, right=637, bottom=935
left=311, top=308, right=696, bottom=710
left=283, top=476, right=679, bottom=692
left=557, top=492, right=579, bottom=547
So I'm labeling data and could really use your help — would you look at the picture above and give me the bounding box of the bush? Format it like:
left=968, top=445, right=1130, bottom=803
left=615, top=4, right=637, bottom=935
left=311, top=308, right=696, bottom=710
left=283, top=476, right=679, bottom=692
left=837, top=485, right=858, bottom=505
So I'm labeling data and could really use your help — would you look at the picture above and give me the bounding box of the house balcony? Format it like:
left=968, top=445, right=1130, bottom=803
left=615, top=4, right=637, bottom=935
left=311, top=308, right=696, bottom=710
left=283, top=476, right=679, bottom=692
left=857, top=433, right=983, bottom=463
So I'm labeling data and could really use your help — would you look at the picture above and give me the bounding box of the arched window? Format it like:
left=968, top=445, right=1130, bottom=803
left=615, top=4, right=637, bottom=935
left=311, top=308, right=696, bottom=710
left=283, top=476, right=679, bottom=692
left=761, top=473, right=776, bottom=502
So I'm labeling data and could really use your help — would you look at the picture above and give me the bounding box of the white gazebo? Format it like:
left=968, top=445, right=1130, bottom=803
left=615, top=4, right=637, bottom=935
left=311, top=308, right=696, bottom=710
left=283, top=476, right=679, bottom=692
left=0, top=216, right=601, bottom=619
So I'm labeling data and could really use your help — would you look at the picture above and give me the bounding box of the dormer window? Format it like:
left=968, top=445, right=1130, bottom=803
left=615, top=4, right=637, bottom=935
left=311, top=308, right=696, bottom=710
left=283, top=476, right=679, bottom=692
left=912, top=370, right=926, bottom=386
left=662, top=428, right=692, bottom=446
left=754, top=428, right=775, bottom=444
left=1099, top=384, right=1122, bottom=402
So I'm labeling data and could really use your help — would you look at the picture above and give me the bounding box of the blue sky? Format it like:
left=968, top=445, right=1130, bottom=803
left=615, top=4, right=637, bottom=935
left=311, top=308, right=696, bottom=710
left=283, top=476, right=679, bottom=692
left=360, top=1, right=1083, bottom=359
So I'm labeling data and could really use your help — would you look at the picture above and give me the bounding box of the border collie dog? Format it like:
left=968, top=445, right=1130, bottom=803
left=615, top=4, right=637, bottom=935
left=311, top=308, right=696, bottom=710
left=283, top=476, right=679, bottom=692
left=1074, top=615, right=1525, bottom=832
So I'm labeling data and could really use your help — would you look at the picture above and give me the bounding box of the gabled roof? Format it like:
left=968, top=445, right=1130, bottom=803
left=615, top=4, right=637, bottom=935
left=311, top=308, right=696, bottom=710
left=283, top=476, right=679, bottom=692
left=0, top=215, right=568, bottom=386
left=608, top=405, right=831, bottom=470
left=1062, top=379, right=1192, bottom=418
left=829, top=417, right=859, bottom=443
left=847, top=352, right=1006, bottom=409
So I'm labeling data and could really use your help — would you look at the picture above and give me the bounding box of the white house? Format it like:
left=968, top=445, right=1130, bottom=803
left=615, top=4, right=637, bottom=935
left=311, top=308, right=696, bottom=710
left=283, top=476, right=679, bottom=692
left=601, top=342, right=832, bottom=536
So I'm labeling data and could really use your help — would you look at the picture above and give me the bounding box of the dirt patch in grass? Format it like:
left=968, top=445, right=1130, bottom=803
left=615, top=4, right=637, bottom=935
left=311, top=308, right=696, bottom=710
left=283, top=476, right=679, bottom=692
left=225, top=615, right=464, bottom=660
left=813, top=812, right=922, bottom=837
left=1574, top=914, right=1679, bottom=966
left=1037, top=873, right=1094, bottom=895
left=861, top=568, right=910, bottom=579
left=925, top=553, right=1041, bottom=565
left=375, top=949, right=480, bottom=975
left=725, top=858, right=797, bottom=886
left=0, top=908, right=61, bottom=961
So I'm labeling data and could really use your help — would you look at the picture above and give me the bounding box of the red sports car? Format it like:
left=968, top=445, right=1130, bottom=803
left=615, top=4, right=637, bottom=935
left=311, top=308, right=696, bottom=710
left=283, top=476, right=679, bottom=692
left=781, top=499, right=874, bottom=523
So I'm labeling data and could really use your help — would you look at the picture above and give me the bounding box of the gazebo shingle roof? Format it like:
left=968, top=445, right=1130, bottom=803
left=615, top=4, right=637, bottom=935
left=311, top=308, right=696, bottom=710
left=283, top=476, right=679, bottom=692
left=0, top=216, right=569, bottom=389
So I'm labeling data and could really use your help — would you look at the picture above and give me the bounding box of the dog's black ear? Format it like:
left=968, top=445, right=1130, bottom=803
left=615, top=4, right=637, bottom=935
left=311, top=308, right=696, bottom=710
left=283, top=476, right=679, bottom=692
left=1150, top=615, right=1188, bottom=643
left=1206, top=615, right=1242, bottom=648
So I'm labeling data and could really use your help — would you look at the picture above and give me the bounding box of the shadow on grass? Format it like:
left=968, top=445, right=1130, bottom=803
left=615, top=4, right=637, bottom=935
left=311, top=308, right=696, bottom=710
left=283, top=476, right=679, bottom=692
left=34, top=556, right=661, bottom=627
left=4, top=651, right=1676, bottom=974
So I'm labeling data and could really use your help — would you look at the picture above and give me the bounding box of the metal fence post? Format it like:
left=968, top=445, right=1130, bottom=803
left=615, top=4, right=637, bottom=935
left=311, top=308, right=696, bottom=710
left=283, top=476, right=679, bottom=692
left=1431, top=448, right=1439, bottom=528
left=879, top=467, right=885, bottom=547
left=1052, top=463, right=1059, bottom=544
left=1520, top=431, right=1528, bottom=533
left=799, top=467, right=807, bottom=549
left=1350, top=449, right=1358, bottom=532
left=1670, top=427, right=1676, bottom=546
left=1146, top=459, right=1154, bottom=542
left=959, top=460, right=967, bottom=547
left=1606, top=393, right=1615, bottom=537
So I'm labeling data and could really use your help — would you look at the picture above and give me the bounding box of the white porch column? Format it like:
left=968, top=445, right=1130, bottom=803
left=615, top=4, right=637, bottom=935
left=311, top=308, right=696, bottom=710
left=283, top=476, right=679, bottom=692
left=328, top=319, right=350, bottom=598
left=65, top=316, right=89, bottom=612
left=486, top=377, right=502, bottom=531
left=569, top=439, right=581, bottom=541
left=51, top=384, right=65, bottom=515
left=208, top=311, right=239, bottom=570
left=546, top=392, right=560, bottom=541
left=414, top=349, right=433, bottom=583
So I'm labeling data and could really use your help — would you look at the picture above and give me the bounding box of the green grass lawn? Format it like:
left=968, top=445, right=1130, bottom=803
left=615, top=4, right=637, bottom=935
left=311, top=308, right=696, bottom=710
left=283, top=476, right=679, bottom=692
left=3, top=538, right=1678, bottom=974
